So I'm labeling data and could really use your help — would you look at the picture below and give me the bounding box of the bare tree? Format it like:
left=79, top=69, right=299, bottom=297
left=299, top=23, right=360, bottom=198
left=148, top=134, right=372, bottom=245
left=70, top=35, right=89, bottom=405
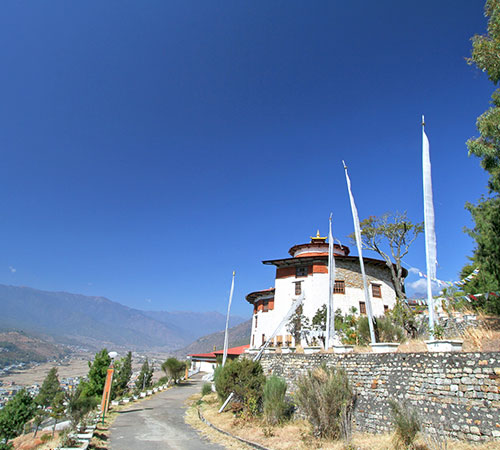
left=351, top=212, right=423, bottom=300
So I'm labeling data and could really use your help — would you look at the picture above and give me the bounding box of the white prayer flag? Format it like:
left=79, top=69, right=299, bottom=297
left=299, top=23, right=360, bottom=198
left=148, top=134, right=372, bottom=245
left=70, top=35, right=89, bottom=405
left=222, top=271, right=235, bottom=367
left=326, top=215, right=336, bottom=349
left=343, top=161, right=376, bottom=344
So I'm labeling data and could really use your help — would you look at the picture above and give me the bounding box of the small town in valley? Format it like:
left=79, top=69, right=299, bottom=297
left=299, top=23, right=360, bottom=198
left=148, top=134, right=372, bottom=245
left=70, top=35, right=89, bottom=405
left=1, top=2, right=500, bottom=450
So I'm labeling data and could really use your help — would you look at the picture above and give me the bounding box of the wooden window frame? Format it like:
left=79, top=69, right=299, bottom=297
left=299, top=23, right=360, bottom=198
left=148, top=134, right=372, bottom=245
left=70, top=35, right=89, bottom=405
left=333, top=280, right=345, bottom=294
left=296, top=266, right=308, bottom=277
left=254, top=314, right=258, bottom=328
left=294, top=281, right=302, bottom=295
left=262, top=300, right=269, bottom=312
left=359, top=301, right=366, bottom=315
left=372, top=283, right=382, bottom=298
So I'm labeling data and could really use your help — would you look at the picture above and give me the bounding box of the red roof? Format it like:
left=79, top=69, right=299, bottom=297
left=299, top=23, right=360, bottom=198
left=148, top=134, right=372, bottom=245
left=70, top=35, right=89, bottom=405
left=188, top=352, right=216, bottom=358
left=189, top=344, right=249, bottom=359
left=213, top=345, right=249, bottom=356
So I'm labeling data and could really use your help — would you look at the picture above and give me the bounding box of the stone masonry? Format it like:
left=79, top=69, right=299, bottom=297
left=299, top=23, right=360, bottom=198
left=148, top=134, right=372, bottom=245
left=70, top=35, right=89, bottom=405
left=259, top=352, right=500, bottom=443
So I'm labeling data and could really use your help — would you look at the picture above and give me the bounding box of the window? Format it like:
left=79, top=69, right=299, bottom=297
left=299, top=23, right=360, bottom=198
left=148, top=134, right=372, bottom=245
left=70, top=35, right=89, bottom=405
left=263, top=300, right=269, bottom=312
left=254, top=314, right=258, bottom=328
left=296, top=266, right=308, bottom=277
left=359, top=301, right=366, bottom=315
left=384, top=305, right=389, bottom=313
left=372, top=284, right=382, bottom=298
left=276, top=335, right=283, bottom=347
left=262, top=334, right=266, bottom=345
left=285, top=335, right=292, bottom=347
left=294, top=281, right=302, bottom=295
left=333, top=280, right=345, bottom=294
left=252, top=334, right=255, bottom=347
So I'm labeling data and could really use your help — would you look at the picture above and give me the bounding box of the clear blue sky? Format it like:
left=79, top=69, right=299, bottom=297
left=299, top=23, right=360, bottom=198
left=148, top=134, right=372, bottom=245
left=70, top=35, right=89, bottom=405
left=0, top=1, right=492, bottom=317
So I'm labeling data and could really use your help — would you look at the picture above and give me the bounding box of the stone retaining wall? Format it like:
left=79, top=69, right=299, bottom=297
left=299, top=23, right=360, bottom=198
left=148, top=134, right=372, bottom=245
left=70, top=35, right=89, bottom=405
left=259, top=352, right=500, bottom=443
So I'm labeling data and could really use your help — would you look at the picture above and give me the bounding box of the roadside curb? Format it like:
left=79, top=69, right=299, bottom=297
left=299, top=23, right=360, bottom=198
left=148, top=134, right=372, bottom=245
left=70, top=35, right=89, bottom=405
left=197, top=408, right=272, bottom=450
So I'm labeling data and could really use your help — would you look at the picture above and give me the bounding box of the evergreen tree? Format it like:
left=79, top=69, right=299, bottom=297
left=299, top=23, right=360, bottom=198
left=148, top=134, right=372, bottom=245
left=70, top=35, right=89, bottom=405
left=35, top=367, right=62, bottom=408
left=50, top=391, right=66, bottom=438
left=135, top=358, right=154, bottom=390
left=0, top=389, right=35, bottom=441
left=113, top=351, right=133, bottom=397
left=462, top=0, right=500, bottom=312
left=79, top=348, right=111, bottom=399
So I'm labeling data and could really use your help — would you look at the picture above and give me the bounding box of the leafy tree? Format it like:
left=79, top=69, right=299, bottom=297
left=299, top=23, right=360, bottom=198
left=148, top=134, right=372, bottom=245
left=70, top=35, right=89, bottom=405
left=79, top=348, right=111, bottom=399
left=135, top=358, right=154, bottom=391
left=467, top=0, right=500, bottom=193
left=0, top=389, right=36, bottom=441
left=214, top=359, right=265, bottom=415
left=161, top=358, right=186, bottom=384
left=462, top=0, right=500, bottom=311
left=113, top=351, right=133, bottom=398
left=351, top=212, right=423, bottom=300
left=36, top=367, right=62, bottom=408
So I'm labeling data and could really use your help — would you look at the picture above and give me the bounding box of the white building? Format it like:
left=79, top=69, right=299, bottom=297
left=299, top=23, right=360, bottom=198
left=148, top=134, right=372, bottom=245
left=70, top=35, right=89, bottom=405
left=246, top=232, right=406, bottom=348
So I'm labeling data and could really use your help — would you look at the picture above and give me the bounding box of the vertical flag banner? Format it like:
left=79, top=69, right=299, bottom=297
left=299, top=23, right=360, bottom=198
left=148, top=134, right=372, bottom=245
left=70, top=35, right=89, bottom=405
left=326, top=215, right=336, bottom=349
left=343, top=161, right=376, bottom=344
left=422, top=116, right=437, bottom=336
left=222, top=271, right=235, bottom=367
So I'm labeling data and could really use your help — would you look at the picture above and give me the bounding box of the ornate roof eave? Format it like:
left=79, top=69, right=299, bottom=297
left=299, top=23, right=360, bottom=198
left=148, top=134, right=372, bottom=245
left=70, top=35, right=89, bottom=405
left=245, top=288, right=275, bottom=304
left=262, top=255, right=408, bottom=277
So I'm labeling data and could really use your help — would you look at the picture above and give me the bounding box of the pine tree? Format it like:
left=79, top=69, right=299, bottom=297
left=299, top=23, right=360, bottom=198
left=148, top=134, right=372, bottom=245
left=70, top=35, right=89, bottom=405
left=79, top=349, right=111, bottom=399
left=35, top=367, right=62, bottom=408
left=113, top=351, right=133, bottom=397
left=0, top=389, right=35, bottom=441
left=135, top=358, right=154, bottom=390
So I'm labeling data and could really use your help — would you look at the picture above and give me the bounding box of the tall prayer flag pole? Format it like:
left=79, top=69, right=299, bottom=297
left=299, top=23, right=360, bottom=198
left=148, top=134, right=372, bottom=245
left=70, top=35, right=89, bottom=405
left=325, top=214, right=336, bottom=349
left=343, top=161, right=376, bottom=344
left=422, top=116, right=437, bottom=338
left=222, top=271, right=236, bottom=366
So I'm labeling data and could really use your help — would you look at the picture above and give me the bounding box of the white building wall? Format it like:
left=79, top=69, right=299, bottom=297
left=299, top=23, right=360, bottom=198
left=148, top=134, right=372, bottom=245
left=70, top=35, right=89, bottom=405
left=249, top=260, right=399, bottom=348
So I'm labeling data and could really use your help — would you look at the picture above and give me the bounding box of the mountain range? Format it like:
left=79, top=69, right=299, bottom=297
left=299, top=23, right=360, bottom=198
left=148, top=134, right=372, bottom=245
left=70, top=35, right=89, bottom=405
left=0, top=284, right=247, bottom=352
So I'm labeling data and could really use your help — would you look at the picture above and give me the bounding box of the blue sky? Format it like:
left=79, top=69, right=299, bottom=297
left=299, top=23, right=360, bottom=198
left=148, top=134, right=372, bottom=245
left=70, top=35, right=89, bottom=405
left=0, top=1, right=493, bottom=317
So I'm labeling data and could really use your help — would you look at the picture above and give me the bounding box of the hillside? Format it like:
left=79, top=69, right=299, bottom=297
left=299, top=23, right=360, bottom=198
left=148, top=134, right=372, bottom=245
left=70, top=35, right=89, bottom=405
left=0, top=284, right=246, bottom=352
left=0, top=330, right=70, bottom=368
left=174, top=319, right=251, bottom=358
left=142, top=310, right=246, bottom=341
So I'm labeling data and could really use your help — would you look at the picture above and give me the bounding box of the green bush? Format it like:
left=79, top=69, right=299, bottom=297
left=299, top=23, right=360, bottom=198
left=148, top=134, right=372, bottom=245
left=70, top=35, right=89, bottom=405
left=201, top=383, right=212, bottom=396
left=263, top=376, right=288, bottom=425
left=214, top=359, right=265, bottom=415
left=389, top=399, right=420, bottom=449
left=295, top=365, right=355, bottom=441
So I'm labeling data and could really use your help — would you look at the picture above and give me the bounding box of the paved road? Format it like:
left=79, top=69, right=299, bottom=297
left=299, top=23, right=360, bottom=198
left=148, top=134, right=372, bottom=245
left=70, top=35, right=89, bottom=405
left=109, top=377, right=224, bottom=450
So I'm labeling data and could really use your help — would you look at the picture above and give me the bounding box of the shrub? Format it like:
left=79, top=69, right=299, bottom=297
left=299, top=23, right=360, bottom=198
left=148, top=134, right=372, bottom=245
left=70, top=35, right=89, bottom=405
left=389, top=399, right=420, bottom=449
left=201, top=383, right=212, bottom=396
left=161, top=357, right=186, bottom=384
left=295, top=365, right=355, bottom=441
left=263, top=376, right=288, bottom=425
left=214, top=359, right=265, bottom=415
left=375, top=316, right=405, bottom=343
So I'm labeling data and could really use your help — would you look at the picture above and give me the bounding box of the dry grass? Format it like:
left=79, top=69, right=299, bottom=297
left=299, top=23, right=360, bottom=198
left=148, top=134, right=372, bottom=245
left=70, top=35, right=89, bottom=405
left=11, top=430, right=60, bottom=450
left=186, top=393, right=500, bottom=450
left=397, top=339, right=428, bottom=353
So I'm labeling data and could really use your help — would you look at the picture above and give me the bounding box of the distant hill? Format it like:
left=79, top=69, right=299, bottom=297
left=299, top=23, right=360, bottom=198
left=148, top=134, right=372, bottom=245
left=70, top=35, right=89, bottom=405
left=173, top=319, right=251, bottom=358
left=142, top=310, right=247, bottom=342
left=0, top=330, right=70, bottom=368
left=0, top=284, right=247, bottom=352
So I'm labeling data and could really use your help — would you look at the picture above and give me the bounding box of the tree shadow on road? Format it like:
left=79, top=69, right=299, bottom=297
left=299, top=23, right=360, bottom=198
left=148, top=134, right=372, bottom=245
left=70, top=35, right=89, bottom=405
left=117, top=407, right=154, bottom=414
